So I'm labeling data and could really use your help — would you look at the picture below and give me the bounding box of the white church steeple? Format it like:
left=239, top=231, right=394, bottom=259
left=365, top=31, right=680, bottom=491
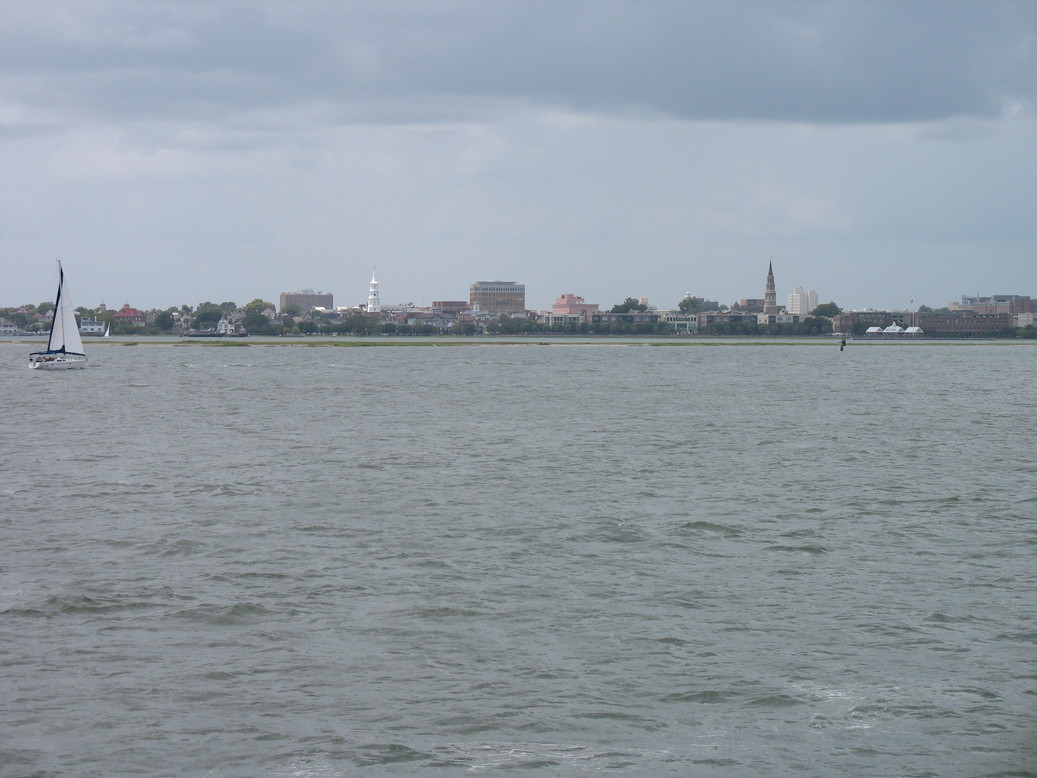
left=367, top=268, right=381, bottom=313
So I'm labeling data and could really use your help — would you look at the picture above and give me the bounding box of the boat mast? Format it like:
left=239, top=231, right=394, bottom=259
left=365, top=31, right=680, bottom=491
left=47, top=261, right=65, bottom=353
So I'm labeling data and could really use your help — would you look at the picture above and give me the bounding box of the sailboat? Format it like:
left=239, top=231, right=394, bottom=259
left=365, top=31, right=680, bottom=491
left=102, top=321, right=110, bottom=339
left=29, top=261, right=87, bottom=369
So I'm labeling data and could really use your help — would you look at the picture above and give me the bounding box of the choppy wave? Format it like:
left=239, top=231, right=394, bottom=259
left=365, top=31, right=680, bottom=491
left=2, top=341, right=1035, bottom=776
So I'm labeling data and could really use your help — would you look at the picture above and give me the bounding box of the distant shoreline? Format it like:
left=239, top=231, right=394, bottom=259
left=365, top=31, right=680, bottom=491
left=4, top=336, right=1035, bottom=348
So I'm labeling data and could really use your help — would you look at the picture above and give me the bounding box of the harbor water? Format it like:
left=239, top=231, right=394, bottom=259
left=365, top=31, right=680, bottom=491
left=2, top=339, right=1035, bottom=776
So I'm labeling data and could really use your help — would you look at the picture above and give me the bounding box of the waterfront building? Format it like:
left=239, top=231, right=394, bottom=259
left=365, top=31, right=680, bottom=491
left=757, top=312, right=808, bottom=326
left=552, top=293, right=599, bottom=319
left=469, top=281, right=525, bottom=315
left=863, top=323, right=924, bottom=338
left=656, top=310, right=698, bottom=333
left=950, top=295, right=1034, bottom=315
left=786, top=287, right=818, bottom=315
left=400, top=311, right=455, bottom=331
left=835, top=310, right=1012, bottom=338
left=280, top=290, right=333, bottom=312
left=113, top=303, right=147, bottom=327
left=697, top=311, right=760, bottom=329
left=591, top=311, right=660, bottom=326
left=831, top=310, right=908, bottom=335
left=432, top=301, right=469, bottom=314
left=79, top=317, right=105, bottom=335
left=911, top=312, right=1011, bottom=338
left=539, top=312, right=586, bottom=328
left=735, top=298, right=766, bottom=313
left=366, top=270, right=381, bottom=313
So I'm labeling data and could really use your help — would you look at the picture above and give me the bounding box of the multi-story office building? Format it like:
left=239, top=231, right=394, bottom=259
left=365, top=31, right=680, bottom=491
left=469, top=281, right=525, bottom=315
left=280, top=290, right=333, bottom=312
left=786, top=287, right=818, bottom=315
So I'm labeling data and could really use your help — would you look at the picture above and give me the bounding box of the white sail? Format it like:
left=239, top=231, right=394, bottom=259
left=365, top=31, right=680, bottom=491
left=48, top=263, right=86, bottom=355
left=103, top=321, right=110, bottom=338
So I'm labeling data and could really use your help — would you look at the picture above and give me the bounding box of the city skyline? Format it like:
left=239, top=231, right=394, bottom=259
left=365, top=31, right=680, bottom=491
left=2, top=2, right=1035, bottom=311
left=2, top=262, right=1032, bottom=316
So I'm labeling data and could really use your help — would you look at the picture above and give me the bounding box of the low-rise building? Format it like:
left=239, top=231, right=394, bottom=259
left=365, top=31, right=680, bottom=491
left=552, top=293, right=599, bottom=320
left=757, top=312, right=808, bottom=325
left=911, top=312, right=1011, bottom=338
left=657, top=311, right=698, bottom=333
left=836, top=310, right=1012, bottom=338
left=591, top=311, right=660, bottom=325
left=113, top=304, right=147, bottom=328
left=79, top=317, right=105, bottom=335
left=951, top=295, right=1034, bottom=315
left=432, top=301, right=469, bottom=314
left=697, top=311, right=760, bottom=329
left=735, top=298, right=766, bottom=313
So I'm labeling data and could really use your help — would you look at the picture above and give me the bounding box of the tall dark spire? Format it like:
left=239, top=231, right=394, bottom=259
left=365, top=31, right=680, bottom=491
left=764, top=260, right=778, bottom=314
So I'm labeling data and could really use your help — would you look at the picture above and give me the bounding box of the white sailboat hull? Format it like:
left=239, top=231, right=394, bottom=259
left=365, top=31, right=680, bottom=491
left=30, top=354, right=87, bottom=370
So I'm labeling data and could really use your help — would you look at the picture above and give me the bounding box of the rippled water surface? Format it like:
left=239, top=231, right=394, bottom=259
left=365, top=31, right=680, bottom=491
left=2, top=340, right=1035, bottom=776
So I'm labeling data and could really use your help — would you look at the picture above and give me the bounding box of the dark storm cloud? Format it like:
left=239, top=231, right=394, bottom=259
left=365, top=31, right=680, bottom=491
left=2, top=0, right=1034, bottom=128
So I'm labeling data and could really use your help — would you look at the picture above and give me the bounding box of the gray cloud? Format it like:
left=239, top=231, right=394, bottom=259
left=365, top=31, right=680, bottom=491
left=2, top=0, right=1034, bottom=130
left=1, top=1, right=1034, bottom=312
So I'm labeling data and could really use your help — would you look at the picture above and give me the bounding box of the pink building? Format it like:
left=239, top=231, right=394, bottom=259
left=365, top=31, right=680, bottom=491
left=552, top=294, right=599, bottom=319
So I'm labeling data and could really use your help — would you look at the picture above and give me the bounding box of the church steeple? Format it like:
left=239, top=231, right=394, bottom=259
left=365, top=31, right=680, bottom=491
left=367, top=268, right=381, bottom=313
left=764, top=260, right=778, bottom=314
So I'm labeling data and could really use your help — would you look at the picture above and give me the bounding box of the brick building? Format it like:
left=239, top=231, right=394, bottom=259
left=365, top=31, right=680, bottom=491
left=469, top=281, right=525, bottom=315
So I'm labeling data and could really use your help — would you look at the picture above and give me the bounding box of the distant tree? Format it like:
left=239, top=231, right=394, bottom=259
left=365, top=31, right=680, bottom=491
left=611, top=297, right=648, bottom=313
left=281, top=303, right=301, bottom=317
left=193, top=303, right=224, bottom=328
left=810, top=302, right=842, bottom=318
left=153, top=311, right=175, bottom=331
left=244, top=298, right=276, bottom=313
left=242, top=309, right=272, bottom=333
left=298, top=321, right=318, bottom=335
left=3, top=309, right=29, bottom=328
left=677, top=296, right=716, bottom=314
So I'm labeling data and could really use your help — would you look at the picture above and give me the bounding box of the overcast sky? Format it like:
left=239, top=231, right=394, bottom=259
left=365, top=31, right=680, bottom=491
left=2, top=0, right=1035, bottom=312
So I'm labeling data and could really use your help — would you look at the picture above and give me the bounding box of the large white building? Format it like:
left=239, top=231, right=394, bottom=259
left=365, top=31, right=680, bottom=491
left=786, top=287, right=818, bottom=315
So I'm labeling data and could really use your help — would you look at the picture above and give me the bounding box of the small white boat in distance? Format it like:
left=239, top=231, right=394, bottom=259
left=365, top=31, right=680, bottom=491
left=29, top=261, right=87, bottom=370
